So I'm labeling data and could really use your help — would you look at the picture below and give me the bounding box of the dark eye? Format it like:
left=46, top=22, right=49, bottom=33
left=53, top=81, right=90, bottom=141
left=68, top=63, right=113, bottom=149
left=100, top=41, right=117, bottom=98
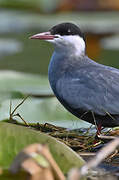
left=54, top=35, right=59, bottom=38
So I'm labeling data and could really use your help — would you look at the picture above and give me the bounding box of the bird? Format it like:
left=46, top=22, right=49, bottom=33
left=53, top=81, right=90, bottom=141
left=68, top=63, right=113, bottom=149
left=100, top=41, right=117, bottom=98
left=30, top=22, right=119, bottom=133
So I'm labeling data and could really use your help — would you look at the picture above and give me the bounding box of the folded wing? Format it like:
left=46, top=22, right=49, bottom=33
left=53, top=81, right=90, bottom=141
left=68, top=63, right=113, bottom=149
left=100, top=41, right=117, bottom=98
left=56, top=66, right=119, bottom=116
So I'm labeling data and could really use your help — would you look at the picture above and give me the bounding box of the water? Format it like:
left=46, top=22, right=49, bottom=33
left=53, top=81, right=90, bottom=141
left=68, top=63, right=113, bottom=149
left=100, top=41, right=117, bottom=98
left=0, top=33, right=53, bottom=74
left=0, top=9, right=119, bottom=75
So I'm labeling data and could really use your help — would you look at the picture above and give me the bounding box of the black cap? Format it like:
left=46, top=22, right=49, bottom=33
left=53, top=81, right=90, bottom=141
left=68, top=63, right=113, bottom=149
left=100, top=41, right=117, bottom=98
left=50, top=22, right=85, bottom=40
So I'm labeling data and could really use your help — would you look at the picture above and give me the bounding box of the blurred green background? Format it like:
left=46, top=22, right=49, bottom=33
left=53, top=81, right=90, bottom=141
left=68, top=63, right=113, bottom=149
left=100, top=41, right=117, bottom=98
left=0, top=0, right=119, bottom=75
left=0, top=0, right=119, bottom=129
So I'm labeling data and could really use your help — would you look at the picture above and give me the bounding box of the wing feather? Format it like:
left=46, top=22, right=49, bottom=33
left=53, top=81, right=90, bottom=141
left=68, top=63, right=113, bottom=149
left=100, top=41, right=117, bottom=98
left=56, top=66, right=119, bottom=115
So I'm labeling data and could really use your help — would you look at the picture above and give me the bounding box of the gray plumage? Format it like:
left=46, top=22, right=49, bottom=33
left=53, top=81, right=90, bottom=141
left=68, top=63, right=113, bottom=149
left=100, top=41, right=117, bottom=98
left=48, top=52, right=119, bottom=127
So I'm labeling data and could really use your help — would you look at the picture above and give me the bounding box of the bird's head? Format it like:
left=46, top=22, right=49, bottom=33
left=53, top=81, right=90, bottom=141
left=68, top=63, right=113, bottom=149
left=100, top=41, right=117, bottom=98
left=30, top=22, right=86, bottom=56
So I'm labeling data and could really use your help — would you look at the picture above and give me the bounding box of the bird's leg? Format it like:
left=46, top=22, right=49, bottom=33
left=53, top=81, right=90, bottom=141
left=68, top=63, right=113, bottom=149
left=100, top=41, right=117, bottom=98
left=91, top=111, right=103, bottom=143
left=93, top=124, right=102, bottom=144
left=91, top=111, right=102, bottom=135
left=96, top=124, right=102, bottom=135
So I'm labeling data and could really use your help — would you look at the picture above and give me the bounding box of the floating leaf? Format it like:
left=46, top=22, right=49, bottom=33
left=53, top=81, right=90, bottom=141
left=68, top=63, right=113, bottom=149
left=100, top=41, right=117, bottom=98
left=0, top=97, right=91, bottom=129
left=0, top=70, right=53, bottom=100
left=0, top=122, right=85, bottom=174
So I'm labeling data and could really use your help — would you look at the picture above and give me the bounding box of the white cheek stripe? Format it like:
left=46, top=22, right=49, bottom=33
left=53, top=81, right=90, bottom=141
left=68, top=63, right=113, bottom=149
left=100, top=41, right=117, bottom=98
left=53, top=35, right=85, bottom=56
left=63, top=35, right=85, bottom=56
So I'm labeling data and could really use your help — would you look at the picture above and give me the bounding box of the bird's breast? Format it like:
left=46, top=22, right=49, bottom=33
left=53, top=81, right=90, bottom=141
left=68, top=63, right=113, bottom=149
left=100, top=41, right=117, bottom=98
left=48, top=52, right=69, bottom=92
left=48, top=51, right=86, bottom=96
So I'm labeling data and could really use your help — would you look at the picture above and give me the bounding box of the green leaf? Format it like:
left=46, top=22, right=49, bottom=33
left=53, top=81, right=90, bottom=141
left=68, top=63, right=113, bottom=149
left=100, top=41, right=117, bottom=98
left=0, top=122, right=85, bottom=174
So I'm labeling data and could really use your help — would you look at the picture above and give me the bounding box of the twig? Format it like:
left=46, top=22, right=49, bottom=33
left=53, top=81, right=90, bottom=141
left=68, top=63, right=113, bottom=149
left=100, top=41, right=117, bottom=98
left=80, top=137, right=119, bottom=176
left=10, top=144, right=65, bottom=180
left=84, top=124, right=93, bottom=136
left=68, top=137, right=119, bottom=179
left=105, top=111, right=116, bottom=121
left=9, top=100, right=12, bottom=120
left=9, top=96, right=29, bottom=126
left=97, top=134, right=116, bottom=140
left=11, top=96, right=29, bottom=116
left=91, top=111, right=100, bottom=134
left=13, top=113, right=29, bottom=126
left=80, top=111, right=89, bottom=119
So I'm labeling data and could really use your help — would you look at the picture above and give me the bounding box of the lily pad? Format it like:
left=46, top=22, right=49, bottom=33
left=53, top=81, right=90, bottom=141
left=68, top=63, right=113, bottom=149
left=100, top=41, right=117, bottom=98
left=0, top=97, right=91, bottom=129
left=0, top=39, right=22, bottom=58
left=0, top=122, right=85, bottom=174
left=0, top=70, right=53, bottom=99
